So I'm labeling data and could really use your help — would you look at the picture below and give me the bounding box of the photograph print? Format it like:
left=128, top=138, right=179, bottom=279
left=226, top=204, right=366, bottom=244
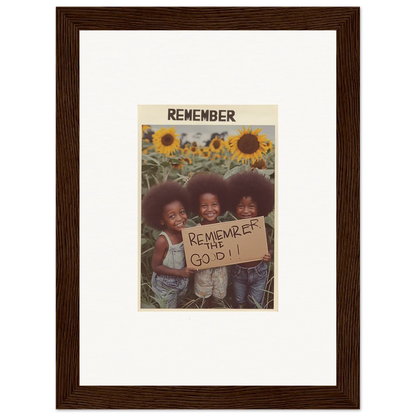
left=139, top=106, right=277, bottom=310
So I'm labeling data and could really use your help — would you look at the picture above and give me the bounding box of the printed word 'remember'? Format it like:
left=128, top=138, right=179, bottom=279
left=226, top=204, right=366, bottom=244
left=168, top=108, right=236, bottom=122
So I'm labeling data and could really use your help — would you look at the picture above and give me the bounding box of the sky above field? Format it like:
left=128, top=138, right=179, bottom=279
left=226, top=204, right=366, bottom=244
left=145, top=125, right=275, bottom=147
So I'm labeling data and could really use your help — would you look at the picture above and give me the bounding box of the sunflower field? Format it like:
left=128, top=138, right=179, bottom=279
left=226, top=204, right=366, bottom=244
left=140, top=125, right=276, bottom=309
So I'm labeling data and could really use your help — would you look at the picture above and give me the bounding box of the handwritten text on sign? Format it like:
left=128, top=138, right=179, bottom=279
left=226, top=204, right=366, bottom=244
left=181, top=217, right=268, bottom=270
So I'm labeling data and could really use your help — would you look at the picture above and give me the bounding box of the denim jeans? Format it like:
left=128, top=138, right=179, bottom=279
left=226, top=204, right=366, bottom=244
left=231, top=261, right=268, bottom=308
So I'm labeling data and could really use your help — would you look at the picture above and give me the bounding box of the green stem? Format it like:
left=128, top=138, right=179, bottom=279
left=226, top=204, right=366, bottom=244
left=164, top=167, right=172, bottom=181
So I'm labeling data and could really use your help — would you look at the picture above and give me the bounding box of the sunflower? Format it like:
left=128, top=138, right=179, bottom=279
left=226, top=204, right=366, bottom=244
left=189, top=145, right=201, bottom=156
left=142, top=125, right=152, bottom=135
left=228, top=126, right=268, bottom=163
left=209, top=136, right=224, bottom=153
left=224, top=136, right=235, bottom=151
left=181, top=147, right=191, bottom=156
left=200, top=147, right=211, bottom=158
left=210, top=153, right=222, bottom=161
left=264, top=139, right=274, bottom=151
left=152, top=127, right=180, bottom=156
left=251, top=158, right=266, bottom=170
left=172, top=157, right=193, bottom=169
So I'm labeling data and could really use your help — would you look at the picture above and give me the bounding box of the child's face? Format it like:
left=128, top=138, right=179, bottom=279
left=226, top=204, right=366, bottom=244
left=160, top=201, right=188, bottom=232
left=199, top=193, right=220, bottom=224
left=236, top=196, right=258, bottom=219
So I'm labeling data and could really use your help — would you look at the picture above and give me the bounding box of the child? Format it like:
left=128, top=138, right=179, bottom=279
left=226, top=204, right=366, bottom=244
left=226, top=171, right=274, bottom=308
left=142, top=181, right=194, bottom=309
left=186, top=173, right=228, bottom=308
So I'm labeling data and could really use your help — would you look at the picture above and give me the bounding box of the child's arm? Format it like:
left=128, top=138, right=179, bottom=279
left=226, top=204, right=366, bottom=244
left=262, top=230, right=273, bottom=263
left=152, top=235, right=194, bottom=278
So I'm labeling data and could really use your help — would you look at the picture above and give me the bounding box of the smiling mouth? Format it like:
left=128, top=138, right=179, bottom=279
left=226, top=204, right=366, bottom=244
left=175, top=221, right=185, bottom=228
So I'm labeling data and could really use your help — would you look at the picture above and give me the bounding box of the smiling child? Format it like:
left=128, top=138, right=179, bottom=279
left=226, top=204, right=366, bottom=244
left=142, top=181, right=195, bottom=309
left=186, top=173, right=228, bottom=308
left=226, top=171, right=274, bottom=308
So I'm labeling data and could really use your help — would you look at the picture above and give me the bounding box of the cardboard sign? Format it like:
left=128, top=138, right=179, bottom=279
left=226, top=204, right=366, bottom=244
left=182, top=216, right=268, bottom=270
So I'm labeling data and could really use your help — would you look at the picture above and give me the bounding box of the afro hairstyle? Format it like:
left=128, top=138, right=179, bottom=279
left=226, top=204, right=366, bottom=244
left=186, top=172, right=228, bottom=216
left=226, top=171, right=274, bottom=217
left=142, top=181, right=190, bottom=230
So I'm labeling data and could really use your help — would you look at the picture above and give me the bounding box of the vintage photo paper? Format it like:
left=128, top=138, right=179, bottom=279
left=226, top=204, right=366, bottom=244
left=139, top=105, right=277, bottom=310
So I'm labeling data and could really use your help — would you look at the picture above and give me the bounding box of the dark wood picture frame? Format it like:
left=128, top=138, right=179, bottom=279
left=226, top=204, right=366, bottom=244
left=56, top=7, right=359, bottom=409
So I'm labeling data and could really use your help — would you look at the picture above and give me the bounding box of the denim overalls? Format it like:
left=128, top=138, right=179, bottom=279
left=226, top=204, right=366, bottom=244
left=151, top=231, right=188, bottom=308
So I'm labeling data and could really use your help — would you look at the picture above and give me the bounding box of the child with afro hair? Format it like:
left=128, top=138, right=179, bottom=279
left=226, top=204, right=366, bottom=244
left=226, top=171, right=274, bottom=308
left=142, top=181, right=195, bottom=308
left=186, top=172, right=229, bottom=308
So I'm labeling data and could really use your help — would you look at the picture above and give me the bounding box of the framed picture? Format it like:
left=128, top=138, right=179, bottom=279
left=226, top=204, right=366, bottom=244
left=57, top=7, right=359, bottom=409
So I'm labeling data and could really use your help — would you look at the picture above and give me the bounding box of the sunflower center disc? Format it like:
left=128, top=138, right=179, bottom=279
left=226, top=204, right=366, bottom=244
left=161, top=134, right=174, bottom=146
left=237, top=134, right=259, bottom=154
left=213, top=140, right=221, bottom=149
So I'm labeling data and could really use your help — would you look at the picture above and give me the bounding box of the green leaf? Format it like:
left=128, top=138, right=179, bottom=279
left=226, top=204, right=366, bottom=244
left=264, top=211, right=275, bottom=228
left=150, top=288, right=173, bottom=308
left=152, top=230, right=160, bottom=240
left=186, top=219, right=198, bottom=227
left=169, top=158, right=182, bottom=164
left=141, top=246, right=154, bottom=256
left=254, top=168, right=274, bottom=177
left=142, top=164, right=158, bottom=173
left=224, top=164, right=247, bottom=179
left=142, top=154, right=160, bottom=165
left=141, top=302, right=156, bottom=309
left=250, top=296, right=263, bottom=309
